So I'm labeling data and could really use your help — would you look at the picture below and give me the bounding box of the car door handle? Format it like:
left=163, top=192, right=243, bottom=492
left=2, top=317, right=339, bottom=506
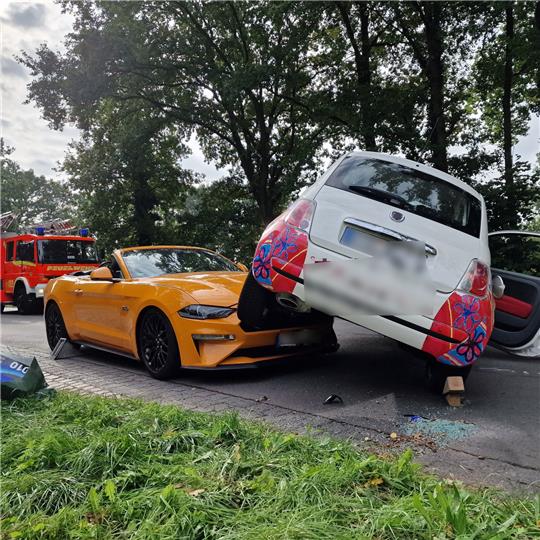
left=74, top=289, right=83, bottom=295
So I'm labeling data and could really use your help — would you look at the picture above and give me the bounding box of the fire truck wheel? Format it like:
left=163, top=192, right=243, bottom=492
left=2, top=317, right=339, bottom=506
left=14, top=285, right=37, bottom=315
left=45, top=302, right=69, bottom=350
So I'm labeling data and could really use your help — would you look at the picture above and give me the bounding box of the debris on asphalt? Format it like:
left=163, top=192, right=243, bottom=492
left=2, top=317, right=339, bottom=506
left=403, top=418, right=476, bottom=446
left=385, top=431, right=437, bottom=452
left=323, top=394, right=343, bottom=405
left=256, top=395, right=268, bottom=402
left=404, top=414, right=429, bottom=422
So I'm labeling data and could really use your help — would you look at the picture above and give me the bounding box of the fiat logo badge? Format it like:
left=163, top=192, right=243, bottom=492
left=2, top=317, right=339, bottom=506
left=390, top=211, right=405, bottom=222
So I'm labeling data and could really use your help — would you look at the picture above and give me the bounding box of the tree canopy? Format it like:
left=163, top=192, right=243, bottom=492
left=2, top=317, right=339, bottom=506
left=17, top=0, right=540, bottom=256
left=0, top=139, right=74, bottom=229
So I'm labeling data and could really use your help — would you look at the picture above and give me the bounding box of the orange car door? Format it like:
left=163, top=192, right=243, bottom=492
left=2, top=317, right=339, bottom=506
left=74, top=280, right=138, bottom=353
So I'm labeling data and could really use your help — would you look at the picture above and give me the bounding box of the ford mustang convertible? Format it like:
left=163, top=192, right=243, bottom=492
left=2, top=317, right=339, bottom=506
left=44, top=246, right=337, bottom=379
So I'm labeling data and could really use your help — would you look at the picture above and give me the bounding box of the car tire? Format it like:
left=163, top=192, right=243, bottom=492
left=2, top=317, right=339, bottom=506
left=15, top=286, right=37, bottom=315
left=137, top=308, right=181, bottom=380
left=45, top=302, right=70, bottom=350
left=425, top=360, right=472, bottom=394
left=237, top=271, right=272, bottom=327
left=0, top=304, right=4, bottom=314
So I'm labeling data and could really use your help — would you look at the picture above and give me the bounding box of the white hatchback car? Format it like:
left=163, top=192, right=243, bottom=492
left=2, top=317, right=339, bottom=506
left=239, top=152, right=539, bottom=390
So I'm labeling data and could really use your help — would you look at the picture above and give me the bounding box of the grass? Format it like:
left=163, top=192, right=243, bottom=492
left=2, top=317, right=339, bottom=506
left=0, top=393, right=538, bottom=539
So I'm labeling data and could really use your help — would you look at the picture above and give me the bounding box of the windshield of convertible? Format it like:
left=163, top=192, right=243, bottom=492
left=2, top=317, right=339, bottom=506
left=326, top=157, right=482, bottom=237
left=121, top=248, right=239, bottom=278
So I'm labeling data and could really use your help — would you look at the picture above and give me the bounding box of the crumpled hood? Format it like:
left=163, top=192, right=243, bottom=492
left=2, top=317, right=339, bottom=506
left=147, top=272, right=247, bottom=306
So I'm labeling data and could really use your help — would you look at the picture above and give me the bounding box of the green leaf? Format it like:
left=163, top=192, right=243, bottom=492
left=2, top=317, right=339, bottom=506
left=87, top=487, right=101, bottom=512
left=103, top=479, right=116, bottom=502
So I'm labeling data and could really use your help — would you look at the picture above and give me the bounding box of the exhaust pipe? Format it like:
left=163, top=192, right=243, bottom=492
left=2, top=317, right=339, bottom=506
left=275, top=292, right=311, bottom=313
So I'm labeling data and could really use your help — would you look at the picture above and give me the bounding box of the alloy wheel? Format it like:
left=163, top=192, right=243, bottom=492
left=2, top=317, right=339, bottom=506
left=46, top=305, right=65, bottom=348
left=140, top=313, right=169, bottom=371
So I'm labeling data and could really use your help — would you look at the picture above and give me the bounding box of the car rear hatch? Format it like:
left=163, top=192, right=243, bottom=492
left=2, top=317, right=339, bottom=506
left=309, top=155, right=484, bottom=293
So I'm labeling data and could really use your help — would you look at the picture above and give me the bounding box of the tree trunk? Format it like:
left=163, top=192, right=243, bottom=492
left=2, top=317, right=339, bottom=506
left=358, top=2, right=376, bottom=151
left=503, top=1, right=515, bottom=227
left=423, top=2, right=448, bottom=172
left=130, top=146, right=157, bottom=245
left=336, top=1, right=377, bottom=151
left=251, top=177, right=275, bottom=227
left=132, top=173, right=157, bottom=246
left=236, top=140, right=276, bottom=226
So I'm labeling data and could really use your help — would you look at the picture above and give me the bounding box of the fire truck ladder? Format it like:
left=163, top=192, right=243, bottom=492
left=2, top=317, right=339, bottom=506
left=25, top=219, right=77, bottom=235
left=0, top=211, right=17, bottom=232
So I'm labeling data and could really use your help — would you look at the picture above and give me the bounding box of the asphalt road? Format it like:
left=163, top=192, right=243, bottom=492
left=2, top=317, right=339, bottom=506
left=1, top=306, right=539, bottom=492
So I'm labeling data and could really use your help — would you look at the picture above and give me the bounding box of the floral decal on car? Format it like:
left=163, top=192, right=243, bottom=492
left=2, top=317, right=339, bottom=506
left=442, top=323, right=488, bottom=366
left=455, top=325, right=487, bottom=362
left=252, top=223, right=306, bottom=291
left=423, top=292, right=494, bottom=366
left=252, top=243, right=273, bottom=284
left=273, top=227, right=299, bottom=259
left=454, top=296, right=482, bottom=332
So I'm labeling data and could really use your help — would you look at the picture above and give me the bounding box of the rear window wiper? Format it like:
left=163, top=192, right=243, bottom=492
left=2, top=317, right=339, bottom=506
left=348, top=185, right=412, bottom=211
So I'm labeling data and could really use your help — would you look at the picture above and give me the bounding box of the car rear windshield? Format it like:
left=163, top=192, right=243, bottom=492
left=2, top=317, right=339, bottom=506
left=38, top=240, right=99, bottom=264
left=121, top=248, right=239, bottom=278
left=326, top=156, right=482, bottom=237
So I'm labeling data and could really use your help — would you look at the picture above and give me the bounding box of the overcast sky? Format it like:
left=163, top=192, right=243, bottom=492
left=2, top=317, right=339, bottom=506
left=1, top=1, right=538, bottom=183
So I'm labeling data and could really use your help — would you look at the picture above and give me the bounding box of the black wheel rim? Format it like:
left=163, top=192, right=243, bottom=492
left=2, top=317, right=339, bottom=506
left=46, top=307, right=64, bottom=347
left=140, top=313, right=169, bottom=371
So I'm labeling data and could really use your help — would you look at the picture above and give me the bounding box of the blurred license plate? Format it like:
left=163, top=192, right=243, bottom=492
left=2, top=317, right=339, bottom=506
left=340, top=226, right=385, bottom=254
left=277, top=329, right=321, bottom=348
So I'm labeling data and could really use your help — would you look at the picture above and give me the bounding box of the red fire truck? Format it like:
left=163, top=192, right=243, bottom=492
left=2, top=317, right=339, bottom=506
left=0, top=215, right=100, bottom=314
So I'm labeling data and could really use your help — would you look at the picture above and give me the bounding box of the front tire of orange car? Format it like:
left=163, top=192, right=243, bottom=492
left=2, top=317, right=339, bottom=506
left=45, top=302, right=81, bottom=351
left=45, top=302, right=69, bottom=350
left=137, top=308, right=181, bottom=380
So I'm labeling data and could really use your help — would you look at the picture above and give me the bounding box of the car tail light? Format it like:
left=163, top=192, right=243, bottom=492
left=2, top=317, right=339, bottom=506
left=458, top=259, right=490, bottom=298
left=283, top=199, right=316, bottom=232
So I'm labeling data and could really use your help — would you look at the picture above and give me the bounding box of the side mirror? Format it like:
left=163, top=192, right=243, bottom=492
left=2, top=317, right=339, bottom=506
left=236, top=262, right=249, bottom=272
left=492, top=274, right=505, bottom=299
left=90, top=267, right=115, bottom=282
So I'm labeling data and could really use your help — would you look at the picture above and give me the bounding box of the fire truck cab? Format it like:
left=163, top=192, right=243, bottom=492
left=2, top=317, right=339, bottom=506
left=0, top=223, right=100, bottom=314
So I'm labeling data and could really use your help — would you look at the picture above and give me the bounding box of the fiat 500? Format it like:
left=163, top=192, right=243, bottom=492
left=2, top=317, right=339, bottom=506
left=239, top=152, right=506, bottom=391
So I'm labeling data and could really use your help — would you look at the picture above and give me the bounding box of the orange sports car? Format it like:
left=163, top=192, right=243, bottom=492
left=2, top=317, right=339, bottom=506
left=44, top=246, right=337, bottom=378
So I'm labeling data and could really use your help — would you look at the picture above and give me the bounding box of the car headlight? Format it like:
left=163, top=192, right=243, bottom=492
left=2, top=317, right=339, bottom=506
left=178, top=304, right=235, bottom=320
